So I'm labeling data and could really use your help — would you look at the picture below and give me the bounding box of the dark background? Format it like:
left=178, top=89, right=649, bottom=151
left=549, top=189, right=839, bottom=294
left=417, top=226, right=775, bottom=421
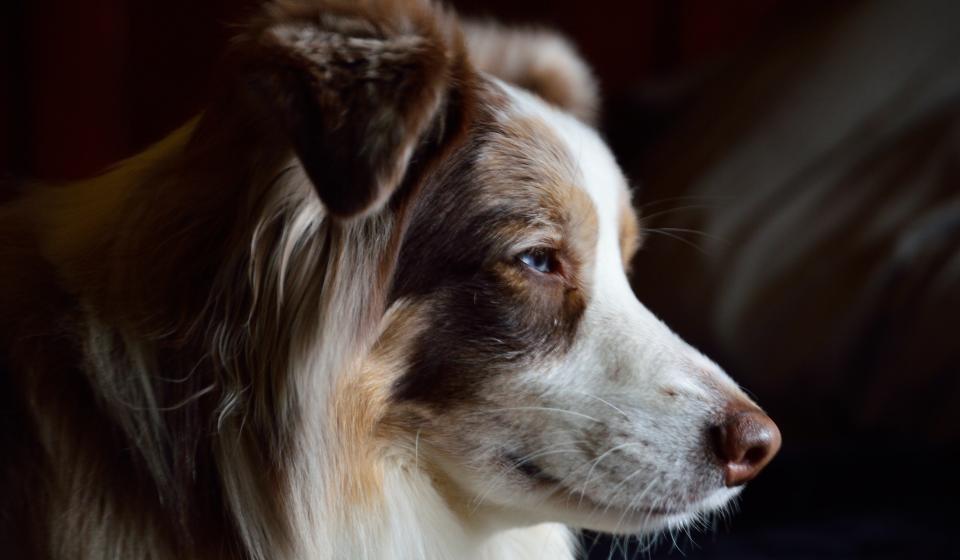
left=3, top=0, right=959, bottom=558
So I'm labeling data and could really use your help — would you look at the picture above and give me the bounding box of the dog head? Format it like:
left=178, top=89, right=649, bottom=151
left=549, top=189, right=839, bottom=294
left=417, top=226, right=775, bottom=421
left=378, top=81, right=781, bottom=532
left=232, top=0, right=780, bottom=537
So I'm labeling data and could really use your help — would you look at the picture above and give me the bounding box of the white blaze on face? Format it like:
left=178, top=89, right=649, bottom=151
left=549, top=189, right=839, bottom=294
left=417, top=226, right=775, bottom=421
left=491, top=83, right=750, bottom=532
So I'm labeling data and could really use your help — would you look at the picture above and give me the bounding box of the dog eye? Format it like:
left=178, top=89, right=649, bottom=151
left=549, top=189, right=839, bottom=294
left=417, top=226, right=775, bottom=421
left=517, top=248, right=559, bottom=274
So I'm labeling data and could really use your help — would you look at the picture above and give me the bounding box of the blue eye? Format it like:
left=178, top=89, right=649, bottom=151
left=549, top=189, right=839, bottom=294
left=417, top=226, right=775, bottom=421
left=518, top=248, right=559, bottom=274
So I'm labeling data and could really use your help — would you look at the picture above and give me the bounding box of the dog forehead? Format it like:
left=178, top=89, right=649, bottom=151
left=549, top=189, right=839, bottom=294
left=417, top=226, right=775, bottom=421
left=495, top=81, right=628, bottom=243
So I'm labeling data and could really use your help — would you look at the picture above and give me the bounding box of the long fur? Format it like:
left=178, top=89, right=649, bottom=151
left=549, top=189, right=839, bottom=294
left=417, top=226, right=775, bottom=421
left=0, top=3, right=571, bottom=558
left=0, top=1, right=778, bottom=559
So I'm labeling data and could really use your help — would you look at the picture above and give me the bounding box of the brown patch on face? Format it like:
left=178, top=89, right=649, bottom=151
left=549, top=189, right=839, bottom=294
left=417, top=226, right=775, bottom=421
left=385, top=82, right=599, bottom=410
left=338, top=299, right=480, bottom=515
left=331, top=369, right=389, bottom=507
left=619, top=191, right=642, bottom=270
left=332, top=302, right=431, bottom=506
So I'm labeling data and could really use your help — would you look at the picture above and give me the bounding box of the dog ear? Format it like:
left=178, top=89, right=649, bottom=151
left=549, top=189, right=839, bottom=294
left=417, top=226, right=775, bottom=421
left=237, top=0, right=467, bottom=218
left=462, top=21, right=598, bottom=125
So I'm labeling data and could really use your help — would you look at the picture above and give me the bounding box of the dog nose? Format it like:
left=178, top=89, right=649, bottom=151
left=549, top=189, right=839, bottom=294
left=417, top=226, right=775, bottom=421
left=710, top=408, right=781, bottom=487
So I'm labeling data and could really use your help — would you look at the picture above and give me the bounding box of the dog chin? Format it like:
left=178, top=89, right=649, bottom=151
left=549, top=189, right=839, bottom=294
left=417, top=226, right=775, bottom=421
left=532, top=485, right=743, bottom=535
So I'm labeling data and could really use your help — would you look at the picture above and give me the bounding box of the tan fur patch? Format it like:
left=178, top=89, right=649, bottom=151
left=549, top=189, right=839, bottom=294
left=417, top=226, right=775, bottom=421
left=332, top=301, right=431, bottom=506
left=619, top=191, right=642, bottom=269
left=463, top=21, right=598, bottom=124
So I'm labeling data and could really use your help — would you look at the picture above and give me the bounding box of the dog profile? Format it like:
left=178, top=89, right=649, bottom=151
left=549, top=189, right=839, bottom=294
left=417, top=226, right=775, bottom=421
left=0, top=1, right=780, bottom=558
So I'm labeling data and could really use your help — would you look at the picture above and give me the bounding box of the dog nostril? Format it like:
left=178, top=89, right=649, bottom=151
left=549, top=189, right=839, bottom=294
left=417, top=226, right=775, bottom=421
left=710, top=409, right=782, bottom=487
left=743, top=443, right=768, bottom=465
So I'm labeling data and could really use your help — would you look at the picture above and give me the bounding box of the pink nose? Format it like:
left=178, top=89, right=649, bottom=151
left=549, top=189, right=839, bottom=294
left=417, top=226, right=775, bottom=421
left=710, top=408, right=781, bottom=487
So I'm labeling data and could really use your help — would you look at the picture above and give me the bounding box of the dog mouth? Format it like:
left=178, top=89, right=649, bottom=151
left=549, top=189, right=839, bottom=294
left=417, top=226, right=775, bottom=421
left=504, top=451, right=565, bottom=484
left=502, top=452, right=737, bottom=531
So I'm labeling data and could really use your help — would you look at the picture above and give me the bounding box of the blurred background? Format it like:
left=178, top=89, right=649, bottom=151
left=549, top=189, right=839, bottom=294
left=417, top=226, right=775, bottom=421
left=3, top=0, right=959, bottom=557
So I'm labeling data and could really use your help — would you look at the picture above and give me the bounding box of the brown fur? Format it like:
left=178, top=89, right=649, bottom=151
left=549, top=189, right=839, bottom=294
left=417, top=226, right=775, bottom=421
left=0, top=0, right=478, bottom=556
left=0, top=1, right=605, bottom=557
left=463, top=21, right=599, bottom=124
left=236, top=0, right=467, bottom=217
left=619, top=191, right=641, bottom=269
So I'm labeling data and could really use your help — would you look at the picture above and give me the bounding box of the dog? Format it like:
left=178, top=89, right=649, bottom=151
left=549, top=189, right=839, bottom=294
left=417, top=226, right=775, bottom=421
left=0, top=1, right=781, bottom=558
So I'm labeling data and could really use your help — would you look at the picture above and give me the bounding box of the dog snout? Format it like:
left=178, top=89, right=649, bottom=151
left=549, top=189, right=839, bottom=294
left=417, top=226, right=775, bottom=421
left=709, top=407, right=781, bottom=487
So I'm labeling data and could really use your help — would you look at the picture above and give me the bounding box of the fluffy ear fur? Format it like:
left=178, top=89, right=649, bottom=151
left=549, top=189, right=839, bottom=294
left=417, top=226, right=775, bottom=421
left=236, top=0, right=467, bottom=218
left=462, top=20, right=598, bottom=124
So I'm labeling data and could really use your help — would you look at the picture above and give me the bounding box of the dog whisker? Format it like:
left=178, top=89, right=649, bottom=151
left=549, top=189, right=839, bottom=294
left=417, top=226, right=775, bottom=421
left=469, top=441, right=589, bottom=513
left=640, top=228, right=712, bottom=255
left=637, top=203, right=714, bottom=223
left=576, top=442, right=643, bottom=507
left=478, top=407, right=604, bottom=424
left=577, top=391, right=632, bottom=420
left=650, top=227, right=728, bottom=245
